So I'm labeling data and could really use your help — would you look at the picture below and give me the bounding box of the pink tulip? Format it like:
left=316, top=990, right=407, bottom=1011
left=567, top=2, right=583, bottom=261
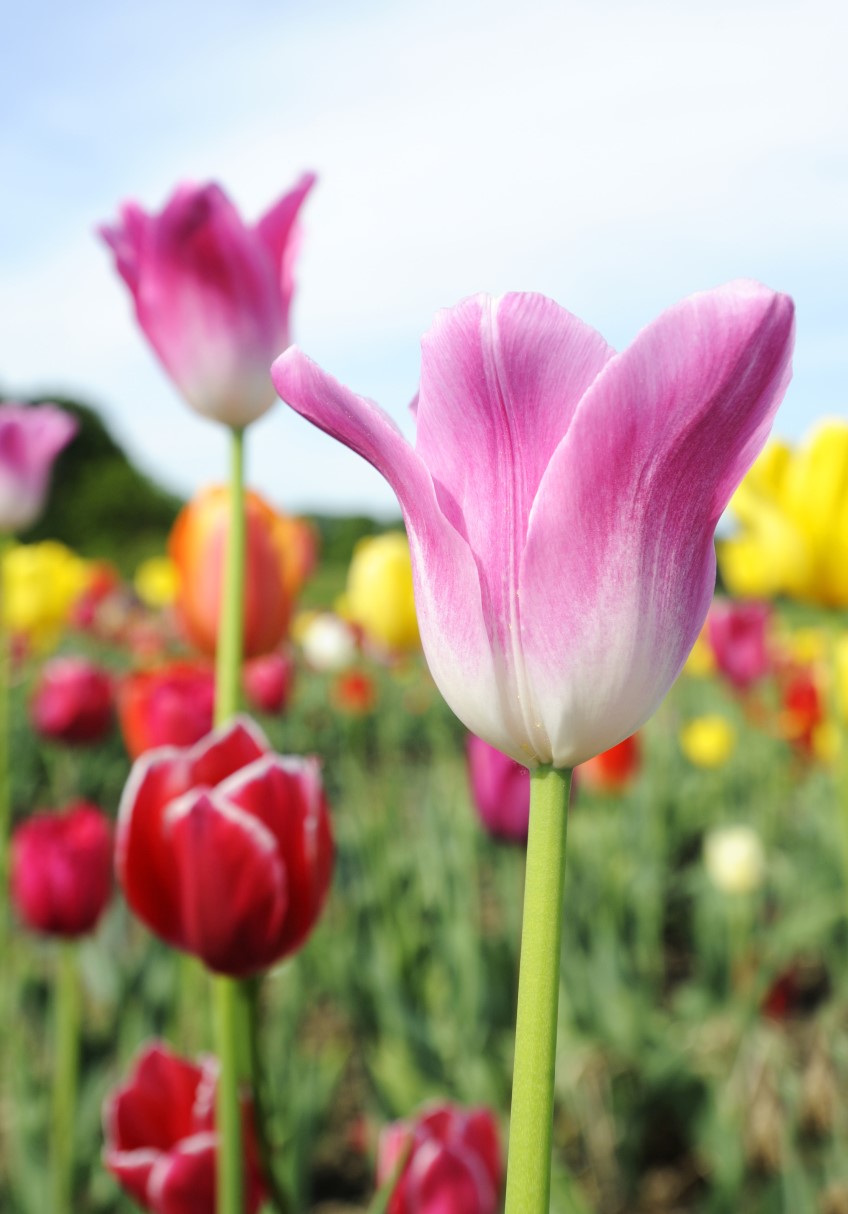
left=377, top=1103, right=502, bottom=1214
left=707, top=598, right=772, bottom=690
left=30, top=656, right=114, bottom=745
left=242, top=651, right=295, bottom=715
left=100, top=176, right=315, bottom=428
left=0, top=402, right=77, bottom=531
left=11, top=801, right=112, bottom=937
left=466, top=733, right=530, bottom=844
left=273, top=284, right=794, bottom=767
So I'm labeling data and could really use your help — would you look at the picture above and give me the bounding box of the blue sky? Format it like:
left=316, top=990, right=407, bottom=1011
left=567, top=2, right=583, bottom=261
left=3, top=0, right=846, bottom=517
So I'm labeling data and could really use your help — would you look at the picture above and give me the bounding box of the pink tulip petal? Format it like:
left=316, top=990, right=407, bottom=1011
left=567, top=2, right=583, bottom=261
left=272, top=350, right=522, bottom=754
left=102, top=1147, right=160, bottom=1207
left=521, top=280, right=794, bottom=765
left=164, top=791, right=288, bottom=976
left=147, top=1132, right=217, bottom=1214
left=105, top=1044, right=203, bottom=1152
left=256, top=172, right=316, bottom=342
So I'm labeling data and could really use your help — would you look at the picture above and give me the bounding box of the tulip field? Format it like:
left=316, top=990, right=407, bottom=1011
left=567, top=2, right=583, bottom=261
left=1, top=169, right=845, bottom=1214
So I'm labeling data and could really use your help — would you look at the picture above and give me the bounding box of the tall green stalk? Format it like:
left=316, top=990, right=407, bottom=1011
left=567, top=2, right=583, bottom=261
left=51, top=942, right=80, bottom=1214
left=213, top=426, right=246, bottom=1214
left=504, top=765, right=572, bottom=1214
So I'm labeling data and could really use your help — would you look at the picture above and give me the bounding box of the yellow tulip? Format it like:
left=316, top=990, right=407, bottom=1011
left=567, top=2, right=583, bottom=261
left=134, top=556, right=179, bottom=609
left=679, top=715, right=736, bottom=768
left=338, top=532, right=419, bottom=653
left=720, top=421, right=848, bottom=606
left=2, top=541, right=90, bottom=652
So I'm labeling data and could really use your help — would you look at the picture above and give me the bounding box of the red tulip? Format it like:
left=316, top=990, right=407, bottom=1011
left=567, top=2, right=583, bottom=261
left=11, top=801, right=112, bottom=937
left=242, top=651, right=294, bottom=715
left=377, top=1103, right=502, bottom=1214
left=707, top=599, right=772, bottom=690
left=575, top=732, right=641, bottom=793
left=30, top=656, right=113, bottom=745
left=118, top=661, right=216, bottom=759
left=466, top=733, right=529, bottom=844
left=780, top=668, right=824, bottom=756
left=116, top=717, right=333, bottom=977
left=168, top=486, right=297, bottom=659
left=103, top=1041, right=265, bottom=1214
left=331, top=670, right=377, bottom=716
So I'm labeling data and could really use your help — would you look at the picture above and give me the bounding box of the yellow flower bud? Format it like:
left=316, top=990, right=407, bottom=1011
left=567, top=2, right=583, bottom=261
left=339, top=532, right=419, bottom=654
left=679, top=714, right=736, bottom=768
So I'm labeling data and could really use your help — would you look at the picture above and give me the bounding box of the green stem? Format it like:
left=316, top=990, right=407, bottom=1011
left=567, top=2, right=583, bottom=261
left=504, top=765, right=572, bottom=1214
left=213, top=425, right=247, bottom=1214
left=215, top=426, right=246, bottom=728
left=51, top=942, right=80, bottom=1214
left=244, top=978, right=291, bottom=1214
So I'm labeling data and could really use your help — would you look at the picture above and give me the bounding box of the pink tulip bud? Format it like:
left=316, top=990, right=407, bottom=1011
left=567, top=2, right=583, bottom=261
left=466, top=733, right=530, bottom=844
left=116, top=718, right=333, bottom=977
left=707, top=598, right=772, bottom=690
left=0, top=402, right=77, bottom=532
left=242, top=651, right=295, bottom=715
left=100, top=176, right=315, bottom=429
left=103, top=1041, right=265, bottom=1214
left=377, top=1103, right=503, bottom=1214
left=11, top=801, right=112, bottom=937
left=30, top=656, right=114, bottom=745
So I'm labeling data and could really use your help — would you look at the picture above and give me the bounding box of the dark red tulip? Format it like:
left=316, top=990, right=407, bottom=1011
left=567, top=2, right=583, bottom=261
left=242, top=651, right=294, bottom=715
left=11, top=801, right=112, bottom=937
left=377, top=1103, right=503, bottom=1214
left=707, top=599, right=772, bottom=690
left=117, top=661, right=215, bottom=759
left=30, top=656, right=114, bottom=745
left=116, top=717, right=333, bottom=977
left=466, top=733, right=529, bottom=844
left=103, top=1041, right=265, bottom=1214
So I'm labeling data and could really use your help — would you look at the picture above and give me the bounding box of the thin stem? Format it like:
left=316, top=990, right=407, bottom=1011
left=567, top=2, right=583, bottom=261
left=215, top=426, right=246, bottom=727
left=51, top=942, right=80, bottom=1214
left=504, top=765, right=572, bottom=1214
left=214, top=425, right=247, bottom=1214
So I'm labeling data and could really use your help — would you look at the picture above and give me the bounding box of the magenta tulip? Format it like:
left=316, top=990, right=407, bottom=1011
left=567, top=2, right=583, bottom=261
left=466, top=733, right=530, bottom=844
left=377, top=1103, right=502, bottom=1214
left=273, top=283, right=794, bottom=767
left=707, top=598, right=772, bottom=690
left=116, top=717, right=333, bottom=977
left=0, top=402, right=77, bottom=532
left=242, top=651, right=295, bottom=715
left=100, top=176, right=315, bottom=428
left=11, top=801, right=112, bottom=937
left=30, top=656, right=114, bottom=745
left=103, top=1041, right=265, bottom=1214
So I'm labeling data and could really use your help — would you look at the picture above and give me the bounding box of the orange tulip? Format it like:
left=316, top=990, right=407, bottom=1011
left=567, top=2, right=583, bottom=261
left=576, top=732, right=641, bottom=792
left=168, top=486, right=300, bottom=659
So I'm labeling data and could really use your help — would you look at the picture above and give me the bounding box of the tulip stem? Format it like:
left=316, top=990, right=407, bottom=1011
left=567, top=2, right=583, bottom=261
left=51, top=942, right=80, bottom=1214
left=214, top=977, right=244, bottom=1214
left=215, top=426, right=246, bottom=726
left=504, top=765, right=572, bottom=1214
left=244, top=977, right=291, bottom=1214
left=213, top=425, right=247, bottom=1214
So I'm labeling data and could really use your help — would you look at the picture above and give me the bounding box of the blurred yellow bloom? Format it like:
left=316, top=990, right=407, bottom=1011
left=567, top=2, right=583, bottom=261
left=2, top=541, right=90, bottom=652
left=703, top=825, right=765, bottom=894
left=338, top=532, right=419, bottom=654
left=683, top=623, right=716, bottom=677
left=719, top=421, right=848, bottom=606
left=134, top=556, right=179, bottom=609
left=679, top=715, right=736, bottom=768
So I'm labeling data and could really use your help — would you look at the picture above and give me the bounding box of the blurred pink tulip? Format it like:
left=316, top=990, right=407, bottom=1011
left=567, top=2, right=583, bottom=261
left=0, top=402, right=76, bottom=531
left=377, top=1103, right=502, bottom=1214
left=242, top=651, right=295, bottom=715
left=273, top=283, right=794, bottom=768
left=466, top=733, right=530, bottom=844
left=30, top=656, right=114, bottom=745
left=707, top=598, right=772, bottom=690
left=11, top=801, right=112, bottom=937
left=100, top=176, right=315, bottom=428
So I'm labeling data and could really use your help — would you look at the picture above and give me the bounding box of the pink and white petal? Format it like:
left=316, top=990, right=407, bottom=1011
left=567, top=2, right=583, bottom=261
left=165, top=791, right=288, bottom=976
left=105, top=1043, right=202, bottom=1152
left=98, top=201, right=150, bottom=293
left=103, top=1146, right=160, bottom=1207
left=272, top=350, right=522, bottom=755
left=521, top=280, right=795, bottom=766
left=414, top=294, right=613, bottom=744
left=255, top=172, right=316, bottom=334
left=148, top=1133, right=217, bottom=1214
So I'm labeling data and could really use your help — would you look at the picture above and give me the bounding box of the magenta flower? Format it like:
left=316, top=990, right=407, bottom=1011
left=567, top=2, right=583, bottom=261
left=272, top=284, right=794, bottom=767
left=0, top=402, right=77, bottom=532
left=100, top=176, right=315, bottom=428
left=466, top=733, right=530, bottom=844
left=707, top=598, right=772, bottom=690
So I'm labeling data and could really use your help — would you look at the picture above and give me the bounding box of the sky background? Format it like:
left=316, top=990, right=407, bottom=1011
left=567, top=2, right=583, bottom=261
left=3, top=0, right=846, bottom=518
